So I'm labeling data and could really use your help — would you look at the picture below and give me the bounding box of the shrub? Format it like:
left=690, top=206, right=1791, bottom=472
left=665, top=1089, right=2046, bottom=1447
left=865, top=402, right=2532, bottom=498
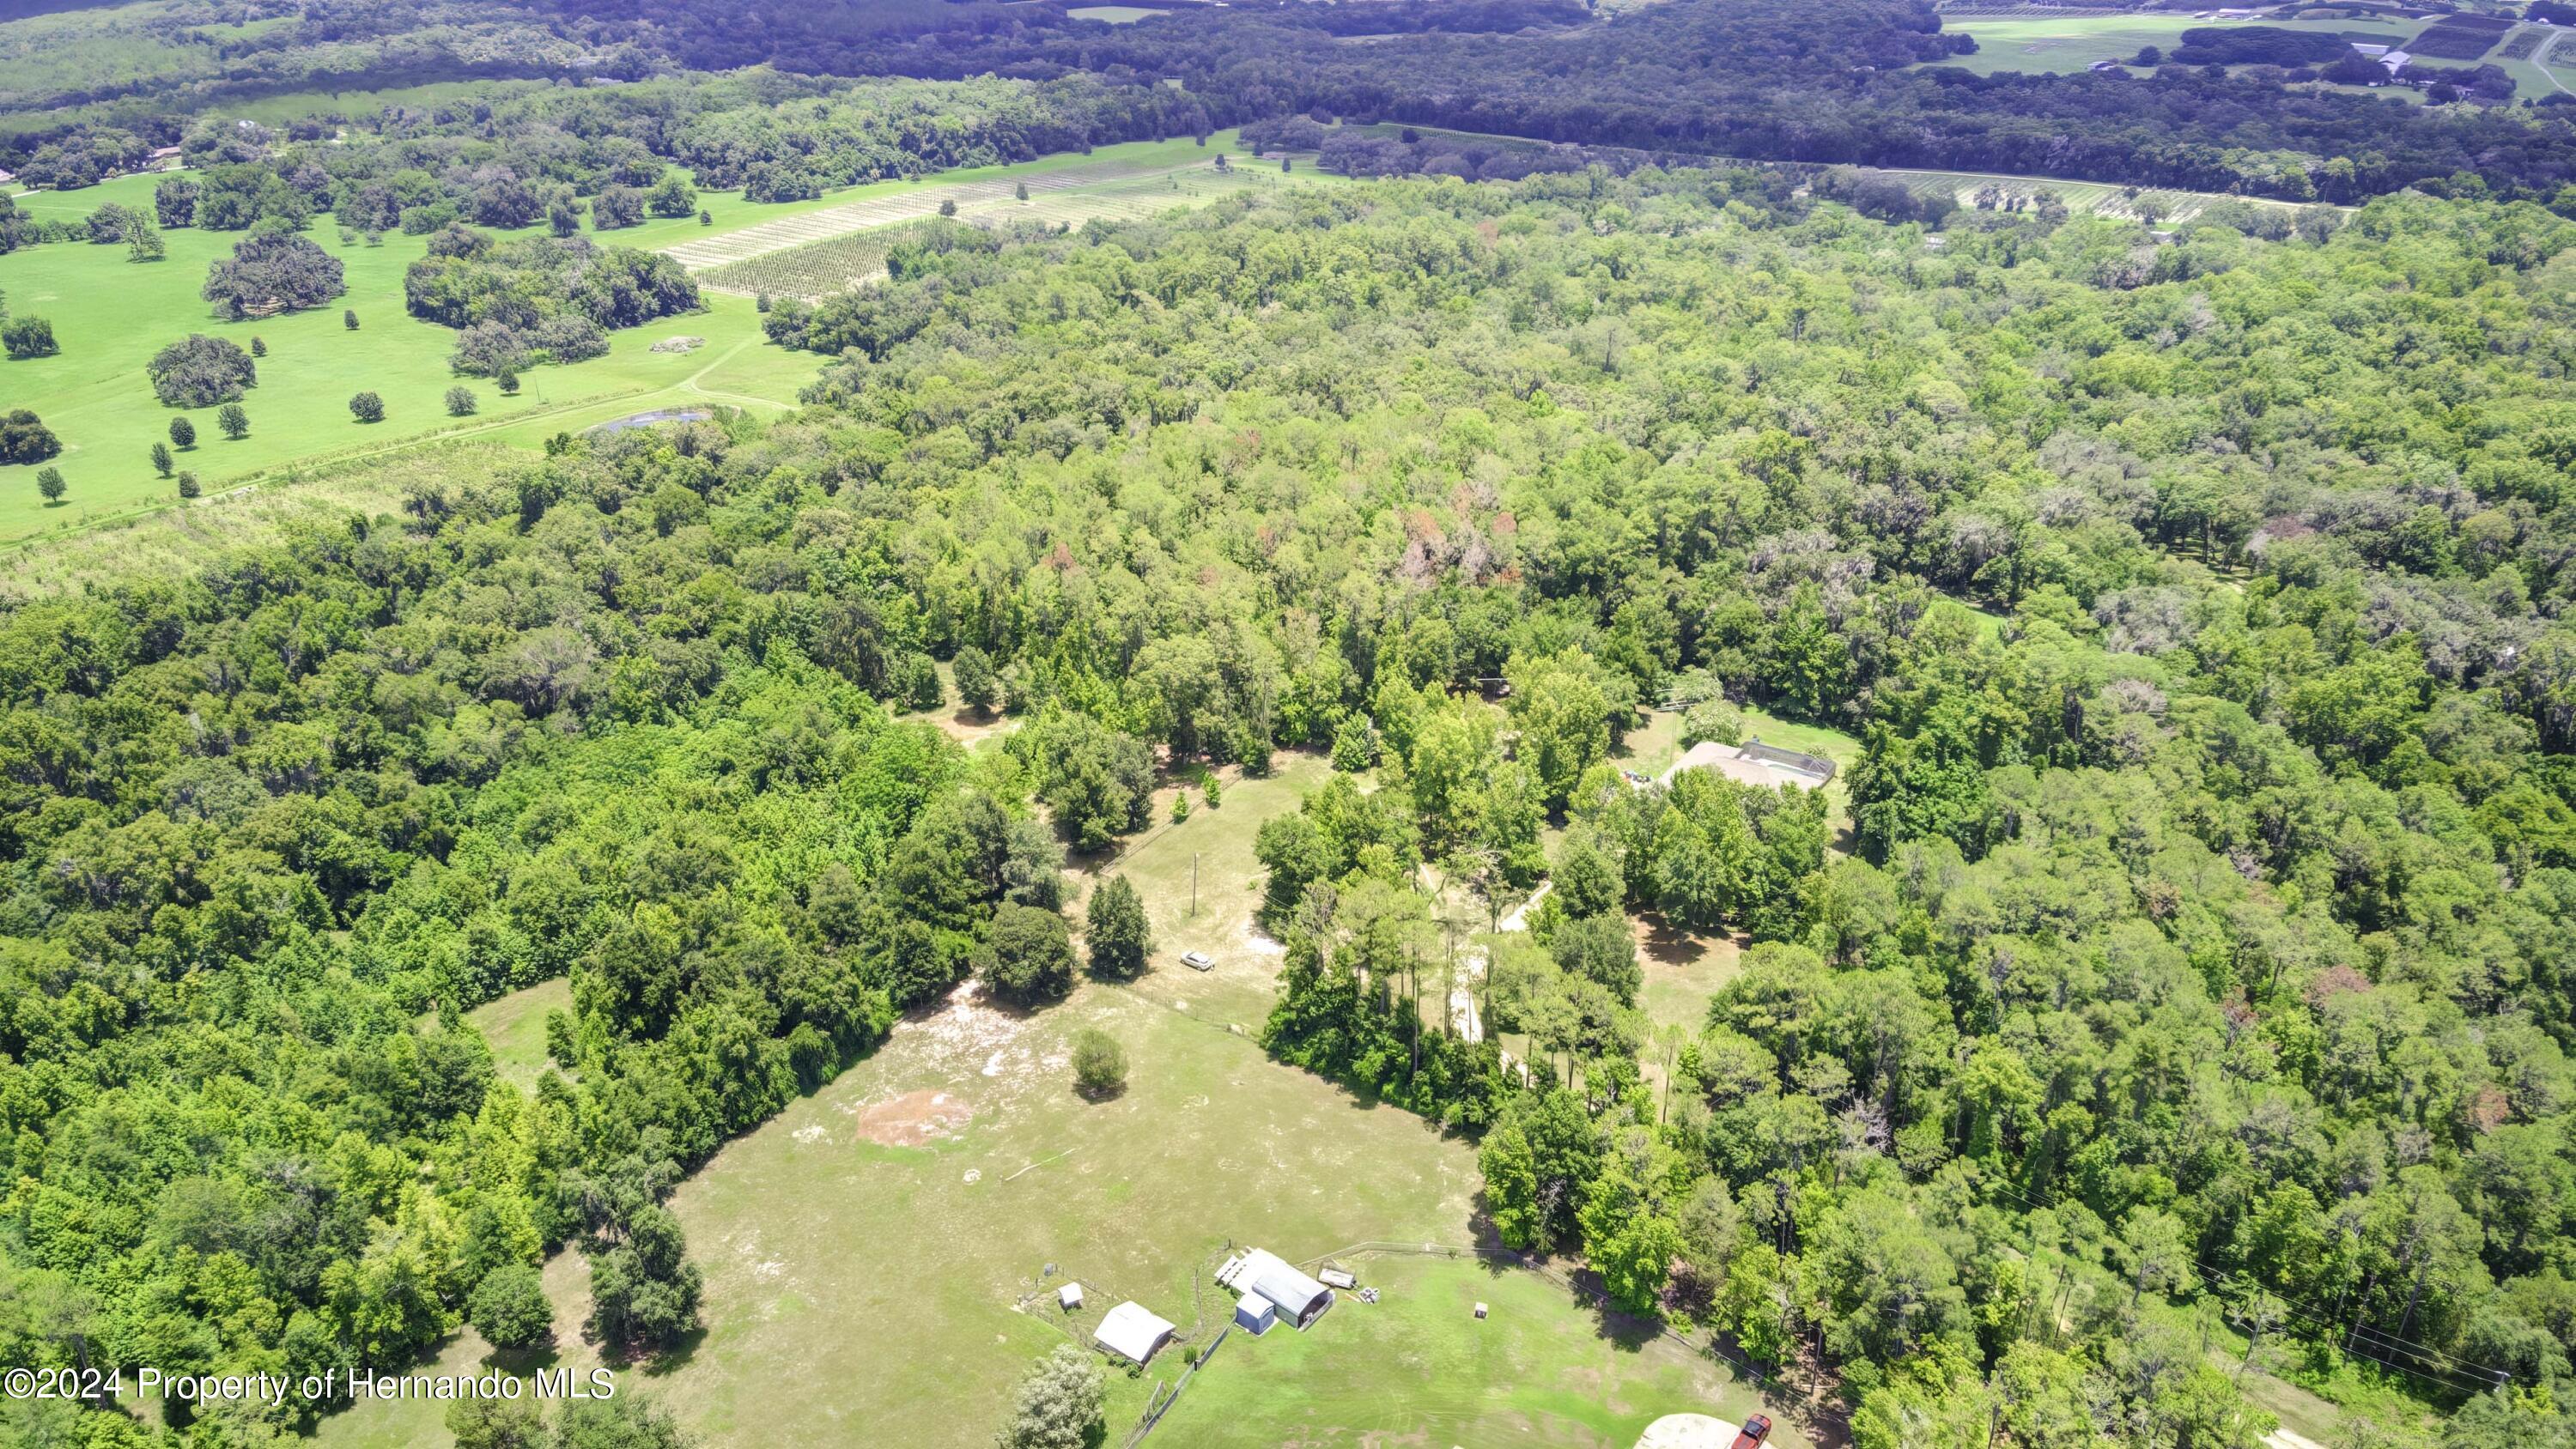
left=3, top=315, right=58, bottom=359
left=976, top=904, right=1075, bottom=1002
left=149, top=441, right=173, bottom=476
left=343, top=309, right=358, bottom=330
left=497, top=370, right=521, bottom=396
left=996, top=1345, right=1105, bottom=1449
left=215, top=403, right=249, bottom=440
left=444, top=385, right=477, bottom=417
left=1071, top=1028, right=1127, bottom=1096
left=168, top=415, right=196, bottom=448
left=0, top=409, right=60, bottom=465
left=466, top=1264, right=553, bottom=1352
left=147, top=335, right=256, bottom=408
left=250, top=336, right=266, bottom=357
left=176, top=471, right=200, bottom=498
left=35, top=465, right=64, bottom=502
left=1084, top=876, right=1151, bottom=979
left=349, top=391, right=385, bottom=423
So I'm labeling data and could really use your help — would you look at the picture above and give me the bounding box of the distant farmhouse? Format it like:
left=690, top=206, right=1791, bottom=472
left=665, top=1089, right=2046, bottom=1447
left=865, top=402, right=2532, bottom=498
left=1218, top=1248, right=1334, bottom=1333
left=1659, top=738, right=1837, bottom=791
left=2379, top=48, right=2413, bottom=76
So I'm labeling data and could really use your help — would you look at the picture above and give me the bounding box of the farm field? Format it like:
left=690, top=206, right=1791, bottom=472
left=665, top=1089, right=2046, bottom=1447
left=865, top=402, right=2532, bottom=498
left=1923, top=10, right=2414, bottom=75
left=672, top=130, right=1307, bottom=279
left=0, top=171, right=813, bottom=543
left=0, top=135, right=1299, bottom=543
left=701, top=157, right=1316, bottom=300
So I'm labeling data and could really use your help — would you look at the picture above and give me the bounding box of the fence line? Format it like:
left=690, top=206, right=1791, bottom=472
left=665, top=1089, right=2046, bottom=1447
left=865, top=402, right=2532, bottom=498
left=1122, top=1324, right=1231, bottom=1447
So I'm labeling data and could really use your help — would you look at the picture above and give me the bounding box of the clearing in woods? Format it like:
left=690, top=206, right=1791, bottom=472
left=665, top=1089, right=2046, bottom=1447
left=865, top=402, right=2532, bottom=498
left=319, top=975, right=1779, bottom=1448
left=319, top=753, right=1803, bottom=1449
left=666, top=130, right=1301, bottom=276
left=698, top=156, right=1317, bottom=300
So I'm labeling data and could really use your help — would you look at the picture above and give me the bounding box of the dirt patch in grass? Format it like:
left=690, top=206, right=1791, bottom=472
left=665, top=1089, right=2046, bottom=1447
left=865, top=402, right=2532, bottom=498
left=855, top=1088, right=975, bottom=1147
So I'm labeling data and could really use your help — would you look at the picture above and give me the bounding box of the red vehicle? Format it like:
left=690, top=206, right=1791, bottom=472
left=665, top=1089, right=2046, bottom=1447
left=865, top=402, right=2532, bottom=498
left=1729, top=1416, right=1772, bottom=1449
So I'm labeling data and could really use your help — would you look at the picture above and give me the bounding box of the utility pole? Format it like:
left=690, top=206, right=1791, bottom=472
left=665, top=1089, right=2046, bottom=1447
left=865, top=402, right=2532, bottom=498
left=1191, top=853, right=1198, bottom=916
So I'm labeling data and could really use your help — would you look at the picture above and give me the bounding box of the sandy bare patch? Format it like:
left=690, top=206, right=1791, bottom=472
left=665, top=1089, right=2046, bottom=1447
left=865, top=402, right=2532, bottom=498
left=1242, top=925, right=1286, bottom=956
left=854, top=1088, right=975, bottom=1147
left=1637, top=1414, right=1739, bottom=1449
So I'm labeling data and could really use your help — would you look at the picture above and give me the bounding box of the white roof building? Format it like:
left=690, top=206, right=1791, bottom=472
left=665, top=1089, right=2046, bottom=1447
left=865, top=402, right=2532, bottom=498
left=1218, top=1248, right=1334, bottom=1329
left=1233, top=1292, right=1277, bottom=1335
left=1057, top=1282, right=1084, bottom=1310
left=2381, top=50, right=2413, bottom=73
left=1093, top=1301, right=1176, bottom=1363
left=1658, top=738, right=1837, bottom=791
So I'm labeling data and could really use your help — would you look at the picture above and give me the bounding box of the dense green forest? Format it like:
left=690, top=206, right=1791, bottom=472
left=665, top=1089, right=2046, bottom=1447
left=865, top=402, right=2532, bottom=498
left=5, top=154, right=2576, bottom=1446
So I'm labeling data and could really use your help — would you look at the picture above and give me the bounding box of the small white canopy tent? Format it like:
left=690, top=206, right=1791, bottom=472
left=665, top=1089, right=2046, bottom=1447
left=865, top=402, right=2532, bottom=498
left=1093, top=1301, right=1176, bottom=1364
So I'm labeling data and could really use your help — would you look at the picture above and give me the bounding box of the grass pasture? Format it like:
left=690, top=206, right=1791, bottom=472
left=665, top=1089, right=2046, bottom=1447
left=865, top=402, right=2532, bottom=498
left=0, top=134, right=1326, bottom=544
left=1853, top=167, right=2296, bottom=224
left=660, top=133, right=1264, bottom=271
left=0, top=169, right=821, bottom=543
left=1923, top=10, right=2415, bottom=76
left=322, top=968, right=1780, bottom=1449
left=698, top=158, right=1310, bottom=300
left=317, top=747, right=1800, bottom=1449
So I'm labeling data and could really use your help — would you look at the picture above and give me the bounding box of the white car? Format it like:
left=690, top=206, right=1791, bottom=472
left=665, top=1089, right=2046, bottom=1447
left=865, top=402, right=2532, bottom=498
left=1181, top=951, right=1214, bottom=971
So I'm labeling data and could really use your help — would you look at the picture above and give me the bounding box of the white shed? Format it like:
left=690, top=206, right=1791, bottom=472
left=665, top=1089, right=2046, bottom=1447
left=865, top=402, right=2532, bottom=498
left=1057, top=1282, right=1084, bottom=1311
left=1093, top=1301, right=1176, bottom=1364
left=1233, top=1292, right=1278, bottom=1336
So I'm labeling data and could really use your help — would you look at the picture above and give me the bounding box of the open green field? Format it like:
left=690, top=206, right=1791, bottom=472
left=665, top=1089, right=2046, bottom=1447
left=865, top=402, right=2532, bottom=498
left=671, top=130, right=1303, bottom=278
left=1151, top=1251, right=1767, bottom=1447
left=320, top=973, right=1776, bottom=1449
left=0, top=172, right=810, bottom=543
left=699, top=148, right=1320, bottom=300
left=314, top=750, right=1803, bottom=1449
left=1065, top=750, right=1335, bottom=1029
left=465, top=976, right=573, bottom=1093
left=0, top=133, right=1302, bottom=545
left=1923, top=11, right=2415, bottom=75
